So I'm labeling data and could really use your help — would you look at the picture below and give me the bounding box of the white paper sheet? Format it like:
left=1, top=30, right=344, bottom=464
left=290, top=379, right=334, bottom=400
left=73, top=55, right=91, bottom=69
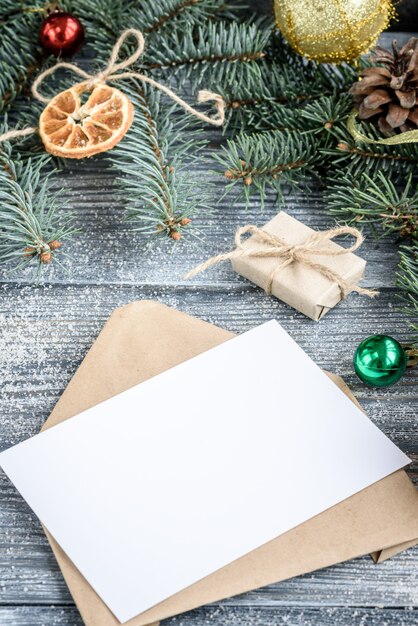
left=0, top=321, right=409, bottom=623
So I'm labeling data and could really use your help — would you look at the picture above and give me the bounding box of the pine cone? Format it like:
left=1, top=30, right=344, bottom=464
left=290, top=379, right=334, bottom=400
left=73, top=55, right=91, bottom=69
left=349, top=38, right=418, bottom=136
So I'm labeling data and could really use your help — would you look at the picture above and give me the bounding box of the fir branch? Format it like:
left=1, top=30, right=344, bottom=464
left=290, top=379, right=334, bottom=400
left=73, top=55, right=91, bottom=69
left=0, top=0, right=44, bottom=23
left=397, top=241, right=418, bottom=338
left=211, top=62, right=312, bottom=131
left=259, top=32, right=358, bottom=98
left=228, top=103, right=304, bottom=134
left=112, top=83, right=209, bottom=240
left=144, top=21, right=269, bottom=88
left=74, top=0, right=129, bottom=53
left=214, top=130, right=319, bottom=207
left=0, top=6, right=46, bottom=113
left=141, top=0, right=228, bottom=34
left=227, top=94, right=353, bottom=137
left=326, top=172, right=418, bottom=238
left=145, top=0, right=204, bottom=33
left=76, top=0, right=233, bottom=60
left=217, top=72, right=354, bottom=132
left=300, top=95, right=353, bottom=136
left=200, top=29, right=358, bottom=133
left=0, top=142, right=77, bottom=278
left=324, top=123, right=418, bottom=178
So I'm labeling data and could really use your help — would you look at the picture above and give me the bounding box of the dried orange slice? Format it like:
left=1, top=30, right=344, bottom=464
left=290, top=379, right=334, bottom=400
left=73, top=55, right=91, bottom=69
left=39, top=84, right=134, bottom=159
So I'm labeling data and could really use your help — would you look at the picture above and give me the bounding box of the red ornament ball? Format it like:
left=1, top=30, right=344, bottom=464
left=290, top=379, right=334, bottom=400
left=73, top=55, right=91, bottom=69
left=39, top=11, right=85, bottom=57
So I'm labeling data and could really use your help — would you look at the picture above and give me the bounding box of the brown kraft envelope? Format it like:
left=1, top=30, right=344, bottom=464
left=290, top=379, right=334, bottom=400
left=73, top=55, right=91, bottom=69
left=40, top=300, right=418, bottom=626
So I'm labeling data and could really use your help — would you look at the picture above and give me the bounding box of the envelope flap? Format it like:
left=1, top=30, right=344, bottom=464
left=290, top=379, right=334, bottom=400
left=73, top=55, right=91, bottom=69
left=44, top=301, right=234, bottom=430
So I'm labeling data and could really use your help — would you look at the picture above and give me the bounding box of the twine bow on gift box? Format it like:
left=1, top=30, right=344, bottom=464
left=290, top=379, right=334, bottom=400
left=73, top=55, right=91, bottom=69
left=185, top=224, right=379, bottom=299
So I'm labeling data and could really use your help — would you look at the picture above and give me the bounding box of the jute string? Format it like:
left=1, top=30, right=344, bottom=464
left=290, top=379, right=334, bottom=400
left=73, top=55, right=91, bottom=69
left=0, top=29, right=225, bottom=144
left=185, top=224, right=379, bottom=299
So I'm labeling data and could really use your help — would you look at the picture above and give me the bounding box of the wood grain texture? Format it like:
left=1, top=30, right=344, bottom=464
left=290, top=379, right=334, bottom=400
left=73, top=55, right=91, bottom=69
left=0, top=606, right=417, bottom=626
left=0, top=26, right=417, bottom=626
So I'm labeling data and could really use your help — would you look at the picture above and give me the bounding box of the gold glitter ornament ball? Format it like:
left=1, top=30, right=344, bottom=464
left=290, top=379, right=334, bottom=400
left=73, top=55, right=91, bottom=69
left=274, top=0, right=395, bottom=64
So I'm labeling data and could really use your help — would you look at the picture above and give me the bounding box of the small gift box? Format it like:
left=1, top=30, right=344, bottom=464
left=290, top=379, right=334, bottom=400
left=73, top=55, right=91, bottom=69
left=186, top=212, right=377, bottom=321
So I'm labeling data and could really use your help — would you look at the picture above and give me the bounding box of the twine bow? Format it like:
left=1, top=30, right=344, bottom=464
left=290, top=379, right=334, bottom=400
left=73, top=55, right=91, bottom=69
left=185, top=223, right=378, bottom=299
left=0, top=29, right=225, bottom=145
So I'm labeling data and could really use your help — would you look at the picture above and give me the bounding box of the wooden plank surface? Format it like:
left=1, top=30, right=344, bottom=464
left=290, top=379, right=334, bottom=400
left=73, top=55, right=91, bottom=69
left=1, top=606, right=418, bottom=626
left=0, top=29, right=417, bottom=626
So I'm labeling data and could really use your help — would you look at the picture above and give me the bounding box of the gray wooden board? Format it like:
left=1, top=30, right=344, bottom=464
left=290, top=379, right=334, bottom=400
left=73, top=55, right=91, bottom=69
left=1, top=607, right=418, bottom=626
left=0, top=28, right=417, bottom=626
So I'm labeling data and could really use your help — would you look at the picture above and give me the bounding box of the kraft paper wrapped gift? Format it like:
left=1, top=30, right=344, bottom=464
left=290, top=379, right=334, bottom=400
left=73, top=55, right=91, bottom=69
left=37, top=300, right=418, bottom=626
left=230, top=212, right=370, bottom=320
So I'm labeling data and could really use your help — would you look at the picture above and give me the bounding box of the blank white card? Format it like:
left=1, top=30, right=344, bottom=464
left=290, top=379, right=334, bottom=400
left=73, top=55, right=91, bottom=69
left=0, top=321, right=409, bottom=623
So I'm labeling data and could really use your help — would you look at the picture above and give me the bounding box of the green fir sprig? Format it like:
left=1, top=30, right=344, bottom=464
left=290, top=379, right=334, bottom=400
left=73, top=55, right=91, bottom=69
left=0, top=0, right=47, bottom=113
left=144, top=21, right=270, bottom=86
left=397, top=241, right=418, bottom=339
left=113, top=83, right=210, bottom=240
left=216, top=130, right=318, bottom=207
left=326, top=172, right=418, bottom=239
left=0, top=141, right=77, bottom=280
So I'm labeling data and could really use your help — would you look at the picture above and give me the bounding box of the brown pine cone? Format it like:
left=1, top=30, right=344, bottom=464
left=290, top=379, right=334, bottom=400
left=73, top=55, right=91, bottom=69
left=349, top=38, right=418, bottom=136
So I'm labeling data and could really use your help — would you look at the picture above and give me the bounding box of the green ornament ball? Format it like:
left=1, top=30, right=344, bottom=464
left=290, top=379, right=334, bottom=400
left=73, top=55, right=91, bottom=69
left=353, top=335, right=407, bottom=388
